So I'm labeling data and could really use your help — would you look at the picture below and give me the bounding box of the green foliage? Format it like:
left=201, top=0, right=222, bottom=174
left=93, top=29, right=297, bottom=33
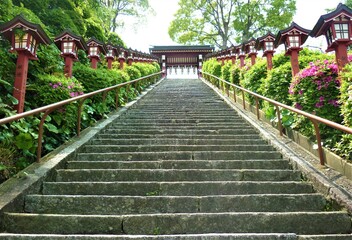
left=123, top=65, right=142, bottom=80
left=28, top=44, right=64, bottom=78
left=241, top=59, right=267, bottom=105
left=202, top=58, right=222, bottom=85
left=169, top=0, right=296, bottom=48
left=265, top=105, right=295, bottom=128
left=340, top=63, right=352, bottom=127
left=232, top=0, right=296, bottom=42
left=335, top=62, right=352, bottom=161
left=261, top=62, right=292, bottom=105
left=221, top=61, right=232, bottom=82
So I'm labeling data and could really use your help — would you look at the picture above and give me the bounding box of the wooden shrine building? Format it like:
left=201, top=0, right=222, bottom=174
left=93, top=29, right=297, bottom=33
left=149, top=45, right=214, bottom=76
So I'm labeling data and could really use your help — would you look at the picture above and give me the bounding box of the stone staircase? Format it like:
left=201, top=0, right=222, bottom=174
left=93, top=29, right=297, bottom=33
left=1, top=78, right=351, bottom=239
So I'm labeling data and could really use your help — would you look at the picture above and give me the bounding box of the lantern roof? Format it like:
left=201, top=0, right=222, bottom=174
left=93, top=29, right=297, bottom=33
left=0, top=14, right=51, bottom=45
left=274, top=22, right=311, bottom=47
left=105, top=42, right=118, bottom=54
left=244, top=37, right=256, bottom=46
left=54, top=29, right=87, bottom=51
left=256, top=32, right=276, bottom=49
left=310, top=3, right=352, bottom=37
left=87, top=37, right=107, bottom=54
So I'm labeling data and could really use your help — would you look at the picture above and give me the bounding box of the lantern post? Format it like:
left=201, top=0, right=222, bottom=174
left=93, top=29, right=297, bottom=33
left=198, top=54, right=203, bottom=78
left=161, top=54, right=166, bottom=78
left=118, top=48, right=126, bottom=69
left=127, top=49, right=134, bottom=66
left=0, top=15, right=51, bottom=113
left=311, top=3, right=352, bottom=71
left=54, top=30, right=86, bottom=78
left=256, top=32, right=276, bottom=70
left=230, top=46, right=236, bottom=65
left=235, top=44, right=246, bottom=68
left=244, top=38, right=258, bottom=66
left=275, top=22, right=310, bottom=76
left=105, top=43, right=118, bottom=69
left=87, top=38, right=106, bottom=69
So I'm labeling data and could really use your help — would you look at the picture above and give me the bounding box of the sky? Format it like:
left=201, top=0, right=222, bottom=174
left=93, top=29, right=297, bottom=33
left=117, top=0, right=344, bottom=53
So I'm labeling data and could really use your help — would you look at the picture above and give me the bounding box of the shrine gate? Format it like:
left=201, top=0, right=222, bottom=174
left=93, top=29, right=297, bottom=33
left=149, top=45, right=214, bottom=78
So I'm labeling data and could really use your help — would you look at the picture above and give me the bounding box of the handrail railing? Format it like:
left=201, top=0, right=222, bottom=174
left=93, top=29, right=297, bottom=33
left=0, top=71, right=162, bottom=162
left=201, top=71, right=352, bottom=165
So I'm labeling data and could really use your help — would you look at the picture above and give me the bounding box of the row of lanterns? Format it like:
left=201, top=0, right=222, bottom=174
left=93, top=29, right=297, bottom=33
left=206, top=3, right=352, bottom=76
left=0, top=15, right=158, bottom=113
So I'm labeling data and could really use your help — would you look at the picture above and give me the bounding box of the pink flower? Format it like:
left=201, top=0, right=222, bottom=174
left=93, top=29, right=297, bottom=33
left=52, top=84, right=58, bottom=89
left=69, top=92, right=75, bottom=97
left=328, top=99, right=339, bottom=107
left=315, top=102, right=324, bottom=108
left=294, top=103, right=303, bottom=110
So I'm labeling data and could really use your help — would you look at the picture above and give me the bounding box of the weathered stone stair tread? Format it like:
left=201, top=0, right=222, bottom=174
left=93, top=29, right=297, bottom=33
left=55, top=169, right=301, bottom=182
left=109, top=123, right=251, bottom=130
left=90, top=138, right=268, bottom=145
left=66, top=159, right=291, bottom=169
left=80, top=145, right=275, bottom=153
left=110, top=118, right=244, bottom=123
left=298, top=235, right=352, bottom=239
left=95, top=134, right=260, bottom=140
left=101, top=129, right=257, bottom=135
left=4, top=212, right=351, bottom=235
left=24, top=194, right=326, bottom=214
left=76, top=151, right=282, bottom=161
left=42, top=181, right=315, bottom=195
left=0, top=233, right=301, bottom=239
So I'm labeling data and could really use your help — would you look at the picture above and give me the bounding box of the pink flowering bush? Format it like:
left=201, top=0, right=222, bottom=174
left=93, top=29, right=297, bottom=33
left=26, top=74, right=85, bottom=152
left=289, top=59, right=343, bottom=143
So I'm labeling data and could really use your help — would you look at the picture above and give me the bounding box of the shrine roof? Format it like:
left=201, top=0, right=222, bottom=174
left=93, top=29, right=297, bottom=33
left=150, top=45, right=214, bottom=53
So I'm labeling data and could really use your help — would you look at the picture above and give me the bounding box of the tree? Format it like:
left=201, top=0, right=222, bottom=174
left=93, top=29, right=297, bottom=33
left=169, top=0, right=296, bottom=49
left=99, top=0, right=153, bottom=32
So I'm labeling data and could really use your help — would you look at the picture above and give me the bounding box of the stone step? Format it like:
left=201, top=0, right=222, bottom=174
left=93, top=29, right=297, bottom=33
left=76, top=151, right=282, bottom=161
left=107, top=124, right=250, bottom=130
left=0, top=233, right=303, bottom=239
left=4, top=212, right=350, bottom=235
left=101, top=129, right=257, bottom=135
left=24, top=194, right=326, bottom=215
left=80, top=145, right=275, bottom=153
left=55, top=169, right=301, bottom=182
left=117, top=115, right=242, bottom=120
left=90, top=138, right=268, bottom=146
left=66, top=159, right=291, bottom=170
left=111, top=118, right=243, bottom=124
left=42, top=181, right=315, bottom=195
left=298, top=235, right=352, bottom=239
left=95, top=134, right=260, bottom=140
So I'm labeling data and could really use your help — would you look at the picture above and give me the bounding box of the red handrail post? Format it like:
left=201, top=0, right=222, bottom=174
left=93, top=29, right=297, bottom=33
left=115, top=87, right=120, bottom=110
left=312, top=119, right=325, bottom=165
left=37, top=109, right=55, bottom=162
left=242, top=90, right=246, bottom=110
left=255, top=97, right=260, bottom=120
left=276, top=106, right=283, bottom=136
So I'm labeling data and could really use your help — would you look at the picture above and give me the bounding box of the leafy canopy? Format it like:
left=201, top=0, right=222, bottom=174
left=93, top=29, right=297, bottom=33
left=169, top=0, right=296, bottom=49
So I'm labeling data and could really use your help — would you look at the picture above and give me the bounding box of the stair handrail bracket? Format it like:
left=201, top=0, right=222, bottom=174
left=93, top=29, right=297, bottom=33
left=0, top=71, right=162, bottom=162
left=201, top=71, right=352, bottom=166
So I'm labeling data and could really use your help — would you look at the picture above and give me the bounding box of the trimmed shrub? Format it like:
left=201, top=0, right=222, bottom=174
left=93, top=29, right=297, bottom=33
left=221, top=61, right=232, bottom=82
left=261, top=62, right=293, bottom=105
left=241, top=59, right=267, bottom=104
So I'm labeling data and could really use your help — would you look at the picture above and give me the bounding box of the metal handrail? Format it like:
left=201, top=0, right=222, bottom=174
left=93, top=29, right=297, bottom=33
left=0, top=71, right=162, bottom=161
left=201, top=71, right=352, bottom=165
